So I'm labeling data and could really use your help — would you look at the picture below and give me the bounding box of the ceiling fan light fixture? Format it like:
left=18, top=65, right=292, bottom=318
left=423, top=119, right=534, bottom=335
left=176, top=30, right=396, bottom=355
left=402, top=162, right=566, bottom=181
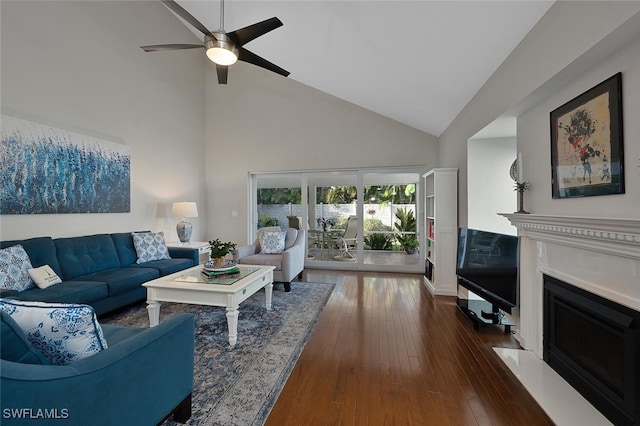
left=205, top=34, right=238, bottom=66
left=206, top=47, right=238, bottom=66
left=143, top=2, right=288, bottom=84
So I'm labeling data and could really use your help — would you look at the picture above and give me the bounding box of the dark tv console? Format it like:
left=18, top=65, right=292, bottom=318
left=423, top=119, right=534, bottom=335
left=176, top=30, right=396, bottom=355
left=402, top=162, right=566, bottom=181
left=456, top=297, right=514, bottom=333
left=456, top=277, right=514, bottom=333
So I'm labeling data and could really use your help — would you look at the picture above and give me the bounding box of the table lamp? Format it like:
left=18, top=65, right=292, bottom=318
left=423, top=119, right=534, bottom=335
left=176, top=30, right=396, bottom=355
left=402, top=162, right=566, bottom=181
left=171, top=202, right=198, bottom=243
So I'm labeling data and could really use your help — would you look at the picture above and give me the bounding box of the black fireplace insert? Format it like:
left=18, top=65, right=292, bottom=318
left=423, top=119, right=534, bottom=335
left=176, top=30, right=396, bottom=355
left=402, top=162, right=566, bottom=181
left=544, top=275, right=639, bottom=425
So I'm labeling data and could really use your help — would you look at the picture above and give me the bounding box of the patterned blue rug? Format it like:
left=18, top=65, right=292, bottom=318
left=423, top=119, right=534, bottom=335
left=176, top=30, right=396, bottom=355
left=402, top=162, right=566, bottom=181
left=102, top=281, right=335, bottom=425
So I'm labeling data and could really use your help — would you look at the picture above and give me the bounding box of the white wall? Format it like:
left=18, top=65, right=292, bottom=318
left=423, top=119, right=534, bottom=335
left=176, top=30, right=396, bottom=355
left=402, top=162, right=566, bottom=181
left=438, top=2, right=640, bottom=226
left=467, top=137, right=517, bottom=234
left=204, top=62, right=438, bottom=244
left=0, top=1, right=207, bottom=241
left=518, top=38, right=640, bottom=217
left=5, top=1, right=637, bottom=246
left=1, top=1, right=437, bottom=246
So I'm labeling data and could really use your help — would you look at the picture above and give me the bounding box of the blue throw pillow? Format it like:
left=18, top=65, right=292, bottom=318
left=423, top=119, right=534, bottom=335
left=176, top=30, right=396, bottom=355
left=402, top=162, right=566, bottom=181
left=0, top=311, right=51, bottom=365
left=132, top=232, right=171, bottom=264
left=0, top=299, right=108, bottom=365
left=0, top=244, right=35, bottom=292
left=260, top=231, right=286, bottom=254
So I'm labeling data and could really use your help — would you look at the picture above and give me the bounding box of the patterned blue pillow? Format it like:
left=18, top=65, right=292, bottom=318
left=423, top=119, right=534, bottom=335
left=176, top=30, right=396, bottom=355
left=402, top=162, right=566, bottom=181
left=132, top=232, right=171, bottom=264
left=260, top=231, right=286, bottom=254
left=0, top=299, right=108, bottom=365
left=0, top=244, right=35, bottom=292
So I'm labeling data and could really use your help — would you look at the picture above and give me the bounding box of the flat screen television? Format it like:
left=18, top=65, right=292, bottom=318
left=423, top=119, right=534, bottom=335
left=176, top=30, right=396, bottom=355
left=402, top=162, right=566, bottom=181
left=456, top=227, right=519, bottom=313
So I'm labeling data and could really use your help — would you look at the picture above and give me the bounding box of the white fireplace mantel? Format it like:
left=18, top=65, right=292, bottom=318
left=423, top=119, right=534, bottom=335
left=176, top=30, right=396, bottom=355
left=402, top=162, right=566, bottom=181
left=499, top=213, right=640, bottom=357
left=500, top=214, right=640, bottom=259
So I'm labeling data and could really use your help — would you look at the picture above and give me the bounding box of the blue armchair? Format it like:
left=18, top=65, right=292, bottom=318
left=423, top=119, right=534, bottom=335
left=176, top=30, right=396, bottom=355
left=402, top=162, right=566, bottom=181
left=1, top=312, right=195, bottom=425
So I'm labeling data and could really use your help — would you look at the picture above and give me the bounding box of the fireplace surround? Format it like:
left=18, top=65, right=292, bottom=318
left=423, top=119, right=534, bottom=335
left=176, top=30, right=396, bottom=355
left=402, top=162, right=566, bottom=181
left=500, top=214, right=640, bottom=423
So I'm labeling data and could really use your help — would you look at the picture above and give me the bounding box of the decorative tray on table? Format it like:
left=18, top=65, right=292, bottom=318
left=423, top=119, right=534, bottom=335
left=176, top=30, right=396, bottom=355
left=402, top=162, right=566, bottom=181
left=202, top=260, right=238, bottom=272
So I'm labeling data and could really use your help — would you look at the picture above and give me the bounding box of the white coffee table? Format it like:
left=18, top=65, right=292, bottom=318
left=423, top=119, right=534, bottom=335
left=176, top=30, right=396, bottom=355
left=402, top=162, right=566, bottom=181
left=143, top=264, right=275, bottom=346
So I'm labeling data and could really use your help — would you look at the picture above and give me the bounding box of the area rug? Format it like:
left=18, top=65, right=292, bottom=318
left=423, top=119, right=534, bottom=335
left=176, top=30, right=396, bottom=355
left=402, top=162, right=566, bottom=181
left=101, top=281, right=335, bottom=426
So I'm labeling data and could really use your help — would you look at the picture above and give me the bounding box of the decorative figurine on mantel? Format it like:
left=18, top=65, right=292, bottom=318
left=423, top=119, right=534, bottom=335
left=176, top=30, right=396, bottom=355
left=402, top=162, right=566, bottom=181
left=514, top=181, right=531, bottom=214
left=510, top=153, right=530, bottom=214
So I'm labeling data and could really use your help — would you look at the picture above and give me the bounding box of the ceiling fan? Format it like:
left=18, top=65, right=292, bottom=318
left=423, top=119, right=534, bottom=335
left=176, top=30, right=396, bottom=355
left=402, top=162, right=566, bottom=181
left=141, top=0, right=289, bottom=84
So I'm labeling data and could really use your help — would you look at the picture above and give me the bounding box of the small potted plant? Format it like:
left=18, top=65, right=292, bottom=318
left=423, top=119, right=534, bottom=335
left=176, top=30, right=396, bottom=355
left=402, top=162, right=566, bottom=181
left=208, top=238, right=237, bottom=267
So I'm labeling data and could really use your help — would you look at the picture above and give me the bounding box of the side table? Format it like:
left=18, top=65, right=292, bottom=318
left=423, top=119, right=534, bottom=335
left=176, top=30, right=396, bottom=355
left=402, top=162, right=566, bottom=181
left=166, top=241, right=211, bottom=264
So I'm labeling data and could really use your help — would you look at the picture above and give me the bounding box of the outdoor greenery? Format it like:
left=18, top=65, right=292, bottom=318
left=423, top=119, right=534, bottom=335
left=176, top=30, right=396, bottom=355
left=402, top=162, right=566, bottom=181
left=257, top=213, right=279, bottom=228
left=334, top=216, right=349, bottom=229
left=323, top=184, right=416, bottom=205
left=325, top=186, right=357, bottom=204
left=256, top=185, right=419, bottom=254
left=394, top=208, right=417, bottom=248
left=256, top=184, right=416, bottom=206
left=401, top=236, right=419, bottom=254
left=257, top=188, right=301, bottom=204
left=364, top=218, right=392, bottom=233
left=364, top=233, right=393, bottom=250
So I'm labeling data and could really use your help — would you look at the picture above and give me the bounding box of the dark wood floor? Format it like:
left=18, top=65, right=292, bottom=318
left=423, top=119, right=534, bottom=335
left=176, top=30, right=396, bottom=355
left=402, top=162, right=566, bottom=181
left=266, top=270, right=553, bottom=426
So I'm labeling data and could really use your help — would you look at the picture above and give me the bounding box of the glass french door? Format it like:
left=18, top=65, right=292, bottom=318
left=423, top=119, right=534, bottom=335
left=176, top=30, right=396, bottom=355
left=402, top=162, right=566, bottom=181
left=305, top=170, right=359, bottom=267
left=362, top=170, right=421, bottom=270
left=249, top=167, right=424, bottom=273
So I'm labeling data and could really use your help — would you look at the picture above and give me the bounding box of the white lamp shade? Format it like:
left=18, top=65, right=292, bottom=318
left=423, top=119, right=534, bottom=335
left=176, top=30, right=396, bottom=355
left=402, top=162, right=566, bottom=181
left=171, top=202, right=198, bottom=218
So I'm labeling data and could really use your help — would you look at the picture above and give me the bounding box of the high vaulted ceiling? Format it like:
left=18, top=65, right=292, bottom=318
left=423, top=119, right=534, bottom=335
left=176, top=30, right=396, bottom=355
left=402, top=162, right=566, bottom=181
left=172, top=1, right=554, bottom=137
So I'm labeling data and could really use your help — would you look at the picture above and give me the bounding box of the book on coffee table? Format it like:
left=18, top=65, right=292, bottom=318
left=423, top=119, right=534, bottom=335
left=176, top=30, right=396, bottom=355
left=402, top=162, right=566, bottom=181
left=201, top=267, right=240, bottom=279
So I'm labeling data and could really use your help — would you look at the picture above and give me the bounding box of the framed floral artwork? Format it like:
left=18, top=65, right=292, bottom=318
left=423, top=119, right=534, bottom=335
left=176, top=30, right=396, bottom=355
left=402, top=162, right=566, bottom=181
left=550, top=73, right=624, bottom=199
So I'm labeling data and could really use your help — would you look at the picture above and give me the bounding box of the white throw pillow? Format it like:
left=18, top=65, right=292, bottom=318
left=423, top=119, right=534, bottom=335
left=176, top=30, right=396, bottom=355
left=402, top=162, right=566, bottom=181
left=0, top=244, right=35, bottom=292
left=0, top=299, right=108, bottom=365
left=132, top=231, right=171, bottom=264
left=260, top=231, right=286, bottom=254
left=28, top=265, right=62, bottom=289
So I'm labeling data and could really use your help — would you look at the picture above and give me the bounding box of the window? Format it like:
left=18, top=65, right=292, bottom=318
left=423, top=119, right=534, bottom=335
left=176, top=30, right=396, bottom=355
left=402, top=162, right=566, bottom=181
left=250, top=167, right=424, bottom=273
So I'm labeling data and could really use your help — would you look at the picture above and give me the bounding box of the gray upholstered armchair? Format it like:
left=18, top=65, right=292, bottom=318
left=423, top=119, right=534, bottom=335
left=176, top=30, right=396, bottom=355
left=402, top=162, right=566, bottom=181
left=233, top=227, right=305, bottom=292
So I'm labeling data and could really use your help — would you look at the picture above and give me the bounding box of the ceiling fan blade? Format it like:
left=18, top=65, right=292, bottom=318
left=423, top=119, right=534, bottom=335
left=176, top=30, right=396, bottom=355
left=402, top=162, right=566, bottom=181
left=227, top=17, right=283, bottom=46
left=141, top=44, right=204, bottom=52
left=238, top=48, right=290, bottom=78
left=216, top=64, right=228, bottom=85
left=161, top=0, right=211, bottom=36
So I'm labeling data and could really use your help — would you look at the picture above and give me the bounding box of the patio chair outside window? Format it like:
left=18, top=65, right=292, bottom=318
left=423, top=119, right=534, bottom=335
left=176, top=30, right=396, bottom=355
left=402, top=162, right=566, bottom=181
left=331, top=215, right=358, bottom=260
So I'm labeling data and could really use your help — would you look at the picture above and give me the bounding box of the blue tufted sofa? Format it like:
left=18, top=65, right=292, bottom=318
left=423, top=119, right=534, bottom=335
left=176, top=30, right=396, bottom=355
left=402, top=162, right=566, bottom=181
left=1, top=310, right=195, bottom=425
left=0, top=232, right=198, bottom=315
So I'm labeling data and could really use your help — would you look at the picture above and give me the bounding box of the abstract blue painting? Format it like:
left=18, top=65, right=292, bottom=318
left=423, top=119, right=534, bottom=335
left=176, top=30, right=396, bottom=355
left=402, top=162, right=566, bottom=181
left=1, top=115, right=130, bottom=214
